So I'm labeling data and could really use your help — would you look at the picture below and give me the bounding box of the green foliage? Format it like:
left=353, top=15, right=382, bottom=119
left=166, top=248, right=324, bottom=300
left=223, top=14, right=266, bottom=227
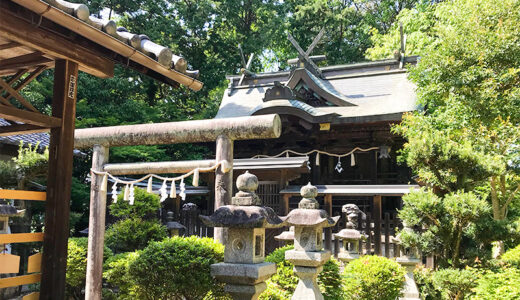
left=432, top=268, right=477, bottom=300
left=472, top=267, right=520, bottom=300
left=342, top=255, right=405, bottom=300
left=66, top=237, right=113, bottom=299
left=502, top=244, right=520, bottom=267
left=128, top=236, right=225, bottom=300
left=399, top=189, right=491, bottom=267
left=103, top=252, right=141, bottom=299
left=109, top=187, right=160, bottom=219
left=413, top=266, right=442, bottom=300
left=105, top=218, right=167, bottom=253
left=260, top=245, right=343, bottom=300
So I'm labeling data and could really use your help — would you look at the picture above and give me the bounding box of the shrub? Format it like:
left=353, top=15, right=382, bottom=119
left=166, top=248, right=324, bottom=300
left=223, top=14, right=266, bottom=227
left=260, top=245, right=343, bottom=300
left=502, top=244, right=520, bottom=267
left=128, top=236, right=224, bottom=300
left=343, top=255, right=405, bottom=300
left=105, top=218, right=168, bottom=253
left=103, top=252, right=141, bottom=299
left=66, top=237, right=112, bottom=299
left=109, top=187, right=160, bottom=219
left=432, top=268, right=476, bottom=300
left=414, top=266, right=442, bottom=300
left=472, top=267, right=520, bottom=300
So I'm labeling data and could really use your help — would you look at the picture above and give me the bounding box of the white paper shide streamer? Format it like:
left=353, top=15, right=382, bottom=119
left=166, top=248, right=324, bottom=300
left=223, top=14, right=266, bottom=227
left=160, top=180, right=168, bottom=202
left=129, top=183, right=135, bottom=205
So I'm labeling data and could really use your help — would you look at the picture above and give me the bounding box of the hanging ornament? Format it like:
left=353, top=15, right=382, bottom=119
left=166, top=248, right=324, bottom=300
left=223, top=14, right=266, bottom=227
left=160, top=180, right=168, bottom=202
left=111, top=182, right=118, bottom=203
left=307, top=161, right=311, bottom=171
left=147, top=177, right=153, bottom=193
left=123, top=184, right=130, bottom=201
left=315, top=152, right=320, bottom=166
left=335, top=157, right=343, bottom=173
left=170, top=180, right=177, bottom=198
left=129, top=183, right=135, bottom=205
left=351, top=152, right=356, bottom=166
left=193, top=169, right=199, bottom=187
left=100, top=174, right=108, bottom=192
left=179, top=178, right=186, bottom=201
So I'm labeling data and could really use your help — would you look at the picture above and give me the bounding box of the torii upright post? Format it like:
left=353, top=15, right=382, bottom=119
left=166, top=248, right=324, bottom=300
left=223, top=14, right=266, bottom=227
left=75, top=114, right=282, bottom=300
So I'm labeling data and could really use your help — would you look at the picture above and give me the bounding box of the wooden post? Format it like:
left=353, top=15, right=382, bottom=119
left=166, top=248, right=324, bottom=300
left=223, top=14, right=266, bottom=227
left=85, top=145, right=109, bottom=300
left=281, top=194, right=290, bottom=215
left=366, top=212, right=373, bottom=255
left=384, top=212, right=390, bottom=258
left=214, top=135, right=233, bottom=243
left=324, top=194, right=332, bottom=251
left=40, top=60, right=78, bottom=299
left=373, top=195, right=382, bottom=255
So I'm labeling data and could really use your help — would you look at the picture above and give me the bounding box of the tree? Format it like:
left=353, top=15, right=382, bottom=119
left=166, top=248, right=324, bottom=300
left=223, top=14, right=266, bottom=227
left=387, top=0, right=520, bottom=257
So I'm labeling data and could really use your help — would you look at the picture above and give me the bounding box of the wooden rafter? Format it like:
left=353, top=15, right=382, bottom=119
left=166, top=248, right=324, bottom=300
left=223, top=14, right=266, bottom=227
left=0, top=105, right=61, bottom=127
left=0, top=76, right=39, bottom=112
left=0, top=51, right=52, bottom=71
left=0, top=41, right=20, bottom=50
left=0, top=123, right=48, bottom=136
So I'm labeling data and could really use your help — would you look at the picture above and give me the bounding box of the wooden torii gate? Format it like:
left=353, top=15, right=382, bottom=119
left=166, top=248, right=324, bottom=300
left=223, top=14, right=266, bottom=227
left=73, top=114, right=281, bottom=300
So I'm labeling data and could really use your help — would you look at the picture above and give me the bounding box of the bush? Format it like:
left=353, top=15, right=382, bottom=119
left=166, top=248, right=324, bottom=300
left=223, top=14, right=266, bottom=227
left=128, top=236, right=224, bottom=300
left=105, top=218, right=168, bottom=253
left=103, top=252, right=141, bottom=299
left=66, top=237, right=112, bottom=299
left=109, top=187, right=160, bottom=219
left=502, top=244, right=520, bottom=267
left=472, top=267, right=520, bottom=299
left=432, top=268, right=476, bottom=300
left=343, top=255, right=405, bottom=300
left=414, top=266, right=442, bottom=300
left=260, top=245, right=343, bottom=300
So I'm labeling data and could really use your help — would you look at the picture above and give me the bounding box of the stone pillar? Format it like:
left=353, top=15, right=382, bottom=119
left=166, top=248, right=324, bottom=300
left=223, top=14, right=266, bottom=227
left=283, top=183, right=339, bottom=300
left=200, top=172, right=285, bottom=300
left=395, top=222, right=421, bottom=300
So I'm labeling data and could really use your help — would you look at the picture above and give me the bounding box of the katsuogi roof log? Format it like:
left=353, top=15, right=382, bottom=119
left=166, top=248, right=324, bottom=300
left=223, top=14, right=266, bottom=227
left=74, top=114, right=281, bottom=148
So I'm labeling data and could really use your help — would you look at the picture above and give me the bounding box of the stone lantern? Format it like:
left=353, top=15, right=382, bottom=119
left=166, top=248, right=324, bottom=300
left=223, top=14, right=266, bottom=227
left=200, top=171, right=285, bottom=300
left=165, top=211, right=186, bottom=236
left=283, top=183, right=339, bottom=300
left=394, top=221, right=421, bottom=300
left=335, top=203, right=366, bottom=263
left=274, top=226, right=294, bottom=245
left=0, top=203, right=24, bottom=252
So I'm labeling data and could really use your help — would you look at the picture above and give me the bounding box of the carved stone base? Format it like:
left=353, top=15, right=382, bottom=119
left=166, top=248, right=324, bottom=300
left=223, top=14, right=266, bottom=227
left=292, top=265, right=324, bottom=300
left=211, top=262, right=276, bottom=300
left=396, top=257, right=421, bottom=300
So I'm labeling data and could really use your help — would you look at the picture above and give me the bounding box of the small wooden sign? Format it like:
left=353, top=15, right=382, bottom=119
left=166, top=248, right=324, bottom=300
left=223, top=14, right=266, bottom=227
left=27, top=253, right=42, bottom=273
left=0, top=253, right=20, bottom=274
left=23, top=292, right=39, bottom=300
left=319, top=123, right=330, bottom=131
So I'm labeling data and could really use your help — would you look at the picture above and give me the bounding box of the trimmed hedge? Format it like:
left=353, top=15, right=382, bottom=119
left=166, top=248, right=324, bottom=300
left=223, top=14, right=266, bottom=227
left=343, top=255, right=405, bottom=300
left=502, top=244, right=520, bottom=267
left=105, top=218, right=168, bottom=253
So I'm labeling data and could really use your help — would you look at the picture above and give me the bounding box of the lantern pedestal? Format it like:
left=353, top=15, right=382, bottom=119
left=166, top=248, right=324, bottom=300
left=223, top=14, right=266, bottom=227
left=211, top=262, right=276, bottom=300
left=396, top=256, right=421, bottom=300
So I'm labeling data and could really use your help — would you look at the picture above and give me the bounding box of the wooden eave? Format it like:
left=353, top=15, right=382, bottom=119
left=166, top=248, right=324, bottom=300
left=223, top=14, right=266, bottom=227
left=3, top=0, right=202, bottom=91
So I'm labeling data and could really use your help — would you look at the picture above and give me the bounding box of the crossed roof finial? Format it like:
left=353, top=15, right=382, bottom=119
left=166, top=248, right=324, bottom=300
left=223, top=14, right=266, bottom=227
left=287, top=28, right=326, bottom=78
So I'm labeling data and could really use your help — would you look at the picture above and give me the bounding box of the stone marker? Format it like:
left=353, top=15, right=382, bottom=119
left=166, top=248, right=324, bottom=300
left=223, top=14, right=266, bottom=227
left=282, top=183, right=339, bottom=300
left=200, top=171, right=285, bottom=300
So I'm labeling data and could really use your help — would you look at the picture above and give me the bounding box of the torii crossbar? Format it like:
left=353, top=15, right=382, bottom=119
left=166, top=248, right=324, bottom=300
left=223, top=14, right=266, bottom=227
left=75, top=114, right=281, bottom=300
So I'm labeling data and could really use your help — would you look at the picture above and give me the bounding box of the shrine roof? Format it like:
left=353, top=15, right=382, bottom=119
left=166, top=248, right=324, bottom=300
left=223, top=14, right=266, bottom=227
left=217, top=57, right=418, bottom=124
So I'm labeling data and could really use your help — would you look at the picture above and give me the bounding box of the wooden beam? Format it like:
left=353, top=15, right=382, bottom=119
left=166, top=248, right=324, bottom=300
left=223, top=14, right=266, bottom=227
left=0, top=41, right=20, bottom=50
left=0, top=233, right=44, bottom=244
left=0, top=190, right=46, bottom=201
left=0, top=52, right=52, bottom=71
left=0, top=10, right=114, bottom=78
left=0, top=123, right=48, bottom=136
left=373, top=195, right=382, bottom=255
left=12, top=66, right=47, bottom=92
left=85, top=145, right=109, bottom=300
left=40, top=60, right=78, bottom=300
left=324, top=194, right=332, bottom=251
left=0, top=68, right=27, bottom=106
left=0, top=274, right=41, bottom=288
left=0, top=77, right=38, bottom=111
left=0, top=105, right=61, bottom=127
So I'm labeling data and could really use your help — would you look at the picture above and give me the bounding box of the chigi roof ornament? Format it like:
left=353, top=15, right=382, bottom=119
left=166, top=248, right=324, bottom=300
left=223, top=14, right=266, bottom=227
left=287, top=28, right=326, bottom=78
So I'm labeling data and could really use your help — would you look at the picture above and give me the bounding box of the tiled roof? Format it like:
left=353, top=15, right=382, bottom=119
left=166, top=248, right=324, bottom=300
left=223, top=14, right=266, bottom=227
left=217, top=58, right=419, bottom=124
left=42, top=0, right=199, bottom=79
left=0, top=119, right=49, bottom=149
